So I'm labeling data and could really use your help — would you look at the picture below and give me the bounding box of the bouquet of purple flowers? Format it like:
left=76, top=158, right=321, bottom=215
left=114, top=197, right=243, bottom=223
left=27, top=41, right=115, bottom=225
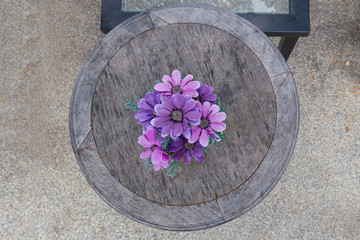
left=126, top=70, right=227, bottom=176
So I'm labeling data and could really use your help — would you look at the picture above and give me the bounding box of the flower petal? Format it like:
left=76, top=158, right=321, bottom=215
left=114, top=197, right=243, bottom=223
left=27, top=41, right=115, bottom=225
left=154, top=82, right=172, bottom=92
left=163, top=74, right=175, bottom=86
left=161, top=153, right=171, bottom=163
left=140, top=149, right=152, bottom=159
left=137, top=99, right=153, bottom=111
left=135, top=110, right=152, bottom=119
left=170, top=127, right=176, bottom=139
left=161, top=121, right=174, bottom=137
left=182, top=118, right=188, bottom=129
left=184, top=111, right=201, bottom=122
left=154, top=91, right=161, bottom=104
left=145, top=92, right=155, bottom=106
left=151, top=116, right=171, bottom=128
left=171, top=122, right=182, bottom=138
left=167, top=142, right=185, bottom=152
left=173, top=148, right=186, bottom=160
left=184, top=150, right=192, bottom=164
left=202, top=94, right=217, bottom=103
left=183, top=81, right=200, bottom=91
left=199, top=129, right=209, bottom=147
left=207, top=128, right=218, bottom=139
left=160, top=96, right=174, bottom=111
left=138, top=119, right=149, bottom=125
left=146, top=126, right=156, bottom=144
left=153, top=163, right=161, bottom=171
left=172, top=70, right=181, bottom=85
left=202, top=102, right=211, bottom=117
left=199, top=85, right=214, bottom=95
left=189, top=126, right=201, bottom=143
left=142, top=123, right=150, bottom=133
left=210, top=112, right=226, bottom=123
left=160, top=160, right=170, bottom=169
left=182, top=126, right=191, bottom=139
left=172, top=93, right=183, bottom=109
left=155, top=107, right=171, bottom=117
left=138, top=135, right=151, bottom=148
left=195, top=101, right=202, bottom=109
left=155, top=137, right=163, bottom=146
left=180, top=74, right=193, bottom=88
left=140, top=114, right=155, bottom=122
left=182, top=89, right=198, bottom=97
left=188, top=118, right=201, bottom=126
left=194, top=155, right=205, bottom=163
left=210, top=122, right=226, bottom=132
left=192, top=146, right=203, bottom=157
left=151, top=147, right=162, bottom=164
left=182, top=99, right=196, bottom=113
left=182, top=94, right=193, bottom=105
left=209, top=104, right=220, bottom=117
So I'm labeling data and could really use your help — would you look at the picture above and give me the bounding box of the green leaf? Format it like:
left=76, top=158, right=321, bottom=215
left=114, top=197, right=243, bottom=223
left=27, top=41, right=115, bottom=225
left=125, top=96, right=140, bottom=112
left=203, top=147, right=208, bottom=154
left=161, top=135, right=172, bottom=150
left=166, top=160, right=180, bottom=177
left=217, top=97, right=228, bottom=112
left=144, top=159, right=153, bottom=172
left=215, top=131, right=226, bottom=142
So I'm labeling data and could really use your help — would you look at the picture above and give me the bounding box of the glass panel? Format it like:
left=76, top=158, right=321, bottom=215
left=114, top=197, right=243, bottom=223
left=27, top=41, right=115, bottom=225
left=122, top=0, right=289, bottom=14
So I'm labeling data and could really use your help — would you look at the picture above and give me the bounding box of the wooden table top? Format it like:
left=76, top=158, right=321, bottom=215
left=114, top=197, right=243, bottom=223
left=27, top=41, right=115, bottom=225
left=69, top=4, right=299, bottom=231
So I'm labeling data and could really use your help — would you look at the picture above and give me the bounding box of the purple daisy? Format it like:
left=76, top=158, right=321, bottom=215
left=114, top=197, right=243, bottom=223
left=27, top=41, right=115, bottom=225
left=151, top=93, right=201, bottom=140
left=138, top=126, right=171, bottom=170
left=196, top=82, right=217, bottom=104
left=189, top=101, right=226, bottom=147
left=154, top=70, right=200, bottom=98
left=135, top=91, right=161, bottom=132
left=167, top=138, right=204, bottom=164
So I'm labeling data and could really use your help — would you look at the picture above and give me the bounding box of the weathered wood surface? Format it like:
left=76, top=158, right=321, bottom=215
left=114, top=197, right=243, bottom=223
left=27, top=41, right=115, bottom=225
left=149, top=4, right=290, bottom=78
left=69, top=13, right=154, bottom=152
left=69, top=4, right=299, bottom=231
left=92, top=23, right=276, bottom=206
left=217, top=73, right=299, bottom=220
left=76, top=130, right=225, bottom=230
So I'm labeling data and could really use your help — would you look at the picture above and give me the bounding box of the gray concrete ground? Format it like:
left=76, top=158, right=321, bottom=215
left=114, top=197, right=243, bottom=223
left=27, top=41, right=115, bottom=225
left=0, top=0, right=359, bottom=239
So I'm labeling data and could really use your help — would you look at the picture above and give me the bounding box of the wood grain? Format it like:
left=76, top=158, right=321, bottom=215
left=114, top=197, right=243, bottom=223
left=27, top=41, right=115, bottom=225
left=91, top=23, right=277, bottom=206
left=69, top=4, right=299, bottom=231
left=76, top=130, right=225, bottom=230
left=69, top=13, right=154, bottom=151
left=149, top=4, right=290, bottom=78
left=217, top=73, right=299, bottom=220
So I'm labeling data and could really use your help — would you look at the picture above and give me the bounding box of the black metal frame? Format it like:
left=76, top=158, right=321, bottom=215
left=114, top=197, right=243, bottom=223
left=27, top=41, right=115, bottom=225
left=101, top=0, right=309, bottom=60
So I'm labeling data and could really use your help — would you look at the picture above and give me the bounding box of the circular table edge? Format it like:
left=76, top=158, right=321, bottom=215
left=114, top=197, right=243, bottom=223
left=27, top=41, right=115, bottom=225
left=69, top=4, right=299, bottom=231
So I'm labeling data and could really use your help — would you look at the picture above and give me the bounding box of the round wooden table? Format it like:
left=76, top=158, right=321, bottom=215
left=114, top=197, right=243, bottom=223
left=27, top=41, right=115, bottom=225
left=69, top=4, right=299, bottom=231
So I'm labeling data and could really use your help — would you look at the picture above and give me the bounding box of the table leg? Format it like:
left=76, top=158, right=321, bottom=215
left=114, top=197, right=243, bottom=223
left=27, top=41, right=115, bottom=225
left=278, top=37, right=299, bottom=61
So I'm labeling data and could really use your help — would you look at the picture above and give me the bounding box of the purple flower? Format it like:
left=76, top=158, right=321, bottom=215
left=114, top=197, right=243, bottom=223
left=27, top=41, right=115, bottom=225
left=154, top=70, right=200, bottom=98
left=189, top=101, right=226, bottom=147
left=196, top=82, right=217, bottom=104
left=138, top=126, right=171, bottom=170
left=168, top=138, right=204, bottom=164
left=151, top=93, right=201, bottom=140
left=135, top=91, right=161, bottom=132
